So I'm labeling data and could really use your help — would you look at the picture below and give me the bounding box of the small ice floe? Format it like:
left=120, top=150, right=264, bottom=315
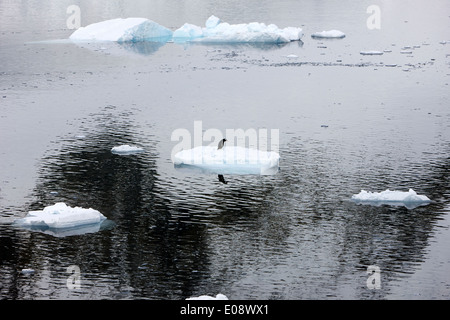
left=14, top=203, right=107, bottom=232
left=285, top=54, right=299, bottom=58
left=186, top=294, right=228, bottom=300
left=360, top=51, right=383, bottom=55
left=21, top=268, right=35, bottom=274
left=311, top=30, right=345, bottom=39
left=351, top=189, right=431, bottom=209
left=111, top=145, right=145, bottom=155
left=173, top=146, right=280, bottom=175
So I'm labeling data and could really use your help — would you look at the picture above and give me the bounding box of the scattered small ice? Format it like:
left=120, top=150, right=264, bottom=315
left=400, top=50, right=413, bottom=54
left=111, top=145, right=145, bottom=154
left=351, top=189, right=431, bottom=208
left=360, top=51, right=383, bottom=55
left=311, top=30, right=345, bottom=39
left=186, top=294, right=228, bottom=300
left=173, top=146, right=280, bottom=175
left=285, top=54, right=299, bottom=58
left=69, top=18, right=173, bottom=42
left=385, top=64, right=398, bottom=67
left=14, top=202, right=107, bottom=229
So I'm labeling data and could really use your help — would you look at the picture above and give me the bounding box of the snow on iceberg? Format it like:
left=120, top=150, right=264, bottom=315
left=173, top=15, right=303, bottom=43
left=69, top=18, right=173, bottom=42
left=14, top=203, right=107, bottom=229
left=173, top=146, right=280, bottom=175
left=186, top=293, right=229, bottom=300
left=311, top=30, right=345, bottom=39
left=111, top=144, right=145, bottom=155
left=351, top=189, right=431, bottom=208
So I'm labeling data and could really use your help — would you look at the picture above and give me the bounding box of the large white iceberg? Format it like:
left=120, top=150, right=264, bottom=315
left=311, top=30, right=345, bottom=39
left=173, top=146, right=280, bottom=175
left=351, top=189, right=431, bottom=208
left=14, top=203, right=107, bottom=229
left=69, top=18, right=173, bottom=42
left=173, top=15, right=303, bottom=43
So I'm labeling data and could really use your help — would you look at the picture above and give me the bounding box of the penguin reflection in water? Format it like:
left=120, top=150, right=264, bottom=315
left=217, top=138, right=228, bottom=184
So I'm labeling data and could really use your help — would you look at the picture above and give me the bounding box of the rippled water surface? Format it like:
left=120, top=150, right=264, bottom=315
left=1, top=0, right=449, bottom=299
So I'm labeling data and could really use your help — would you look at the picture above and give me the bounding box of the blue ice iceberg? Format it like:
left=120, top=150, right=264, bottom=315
left=69, top=18, right=173, bottom=42
left=351, top=189, right=431, bottom=209
left=173, top=146, right=280, bottom=175
left=69, top=16, right=302, bottom=45
left=173, top=15, right=303, bottom=43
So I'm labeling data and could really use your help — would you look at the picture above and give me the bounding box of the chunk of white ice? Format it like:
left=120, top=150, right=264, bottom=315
left=173, top=146, right=280, bottom=175
left=173, top=15, right=303, bottom=43
left=186, top=293, right=229, bottom=300
left=360, top=50, right=383, bottom=55
left=351, top=189, right=431, bottom=208
left=311, top=30, right=346, bottom=39
left=14, top=203, right=106, bottom=229
left=69, top=18, right=173, bottom=42
left=111, top=145, right=144, bottom=154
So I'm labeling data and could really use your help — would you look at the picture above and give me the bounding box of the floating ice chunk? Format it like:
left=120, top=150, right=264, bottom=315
left=205, top=15, right=221, bottom=29
left=174, top=15, right=302, bottom=43
left=173, top=23, right=203, bottom=39
left=14, top=203, right=107, bottom=229
left=111, top=145, right=145, bottom=154
left=285, top=54, right=299, bottom=58
left=21, top=268, right=35, bottom=274
left=311, top=30, right=345, bottom=39
left=351, top=189, right=431, bottom=208
left=69, top=18, right=173, bottom=42
left=186, top=294, right=228, bottom=300
left=173, top=146, right=280, bottom=175
left=360, top=51, right=383, bottom=55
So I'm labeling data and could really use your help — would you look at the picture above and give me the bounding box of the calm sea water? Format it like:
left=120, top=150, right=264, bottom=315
left=0, top=0, right=449, bottom=300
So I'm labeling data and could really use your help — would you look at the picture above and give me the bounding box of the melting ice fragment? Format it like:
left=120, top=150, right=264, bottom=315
left=173, top=146, right=280, bottom=175
left=111, top=145, right=145, bottom=154
left=14, top=203, right=107, bottom=230
left=173, top=15, right=303, bottom=43
left=186, top=293, right=229, bottom=300
left=69, top=18, right=173, bottom=42
left=351, top=189, right=431, bottom=208
left=360, top=50, right=383, bottom=55
left=311, top=30, right=346, bottom=39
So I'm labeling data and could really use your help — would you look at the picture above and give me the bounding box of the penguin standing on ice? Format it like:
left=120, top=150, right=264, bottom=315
left=217, top=138, right=228, bottom=184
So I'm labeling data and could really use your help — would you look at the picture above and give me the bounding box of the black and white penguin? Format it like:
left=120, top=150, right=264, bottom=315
left=217, top=138, right=228, bottom=184
left=217, top=138, right=227, bottom=150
